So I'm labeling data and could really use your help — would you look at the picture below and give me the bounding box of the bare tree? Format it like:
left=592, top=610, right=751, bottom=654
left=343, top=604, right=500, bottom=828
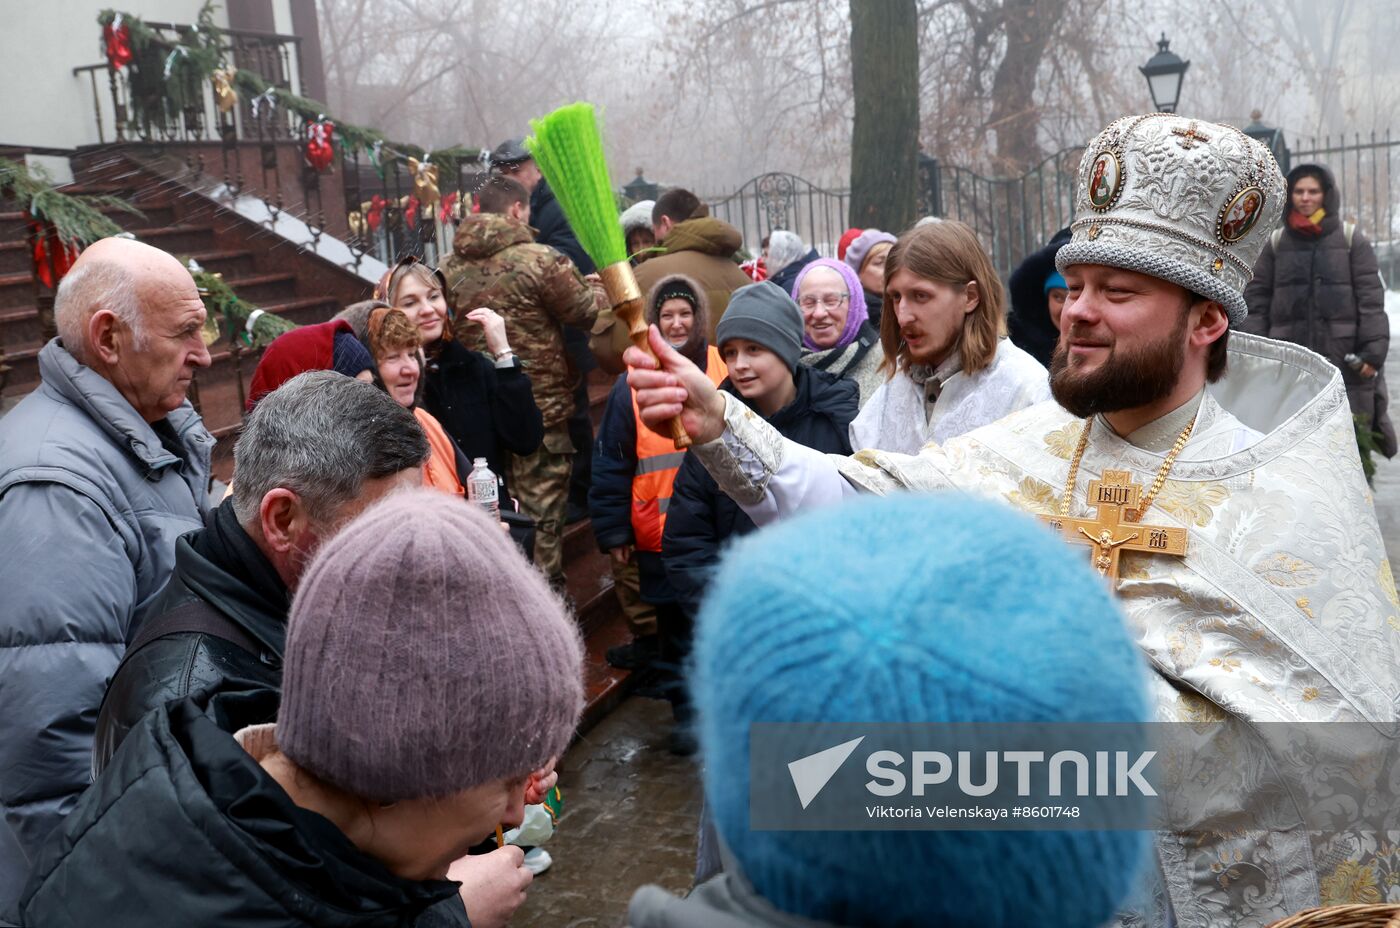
left=849, top=0, right=917, bottom=229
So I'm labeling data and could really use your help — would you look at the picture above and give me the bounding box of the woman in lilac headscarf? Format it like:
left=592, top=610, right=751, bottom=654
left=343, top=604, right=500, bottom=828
left=790, top=257, right=885, bottom=409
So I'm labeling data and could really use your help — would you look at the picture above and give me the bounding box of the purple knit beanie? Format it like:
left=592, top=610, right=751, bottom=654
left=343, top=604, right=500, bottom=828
left=789, top=258, right=868, bottom=351
left=277, top=488, right=585, bottom=802
left=843, top=229, right=896, bottom=275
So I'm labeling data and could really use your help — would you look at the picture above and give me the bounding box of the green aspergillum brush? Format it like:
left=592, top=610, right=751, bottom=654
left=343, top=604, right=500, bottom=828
left=526, top=103, right=691, bottom=448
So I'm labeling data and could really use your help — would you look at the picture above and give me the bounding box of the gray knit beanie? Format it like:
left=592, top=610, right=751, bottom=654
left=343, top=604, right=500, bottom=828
left=278, top=487, right=585, bottom=802
left=715, top=281, right=804, bottom=373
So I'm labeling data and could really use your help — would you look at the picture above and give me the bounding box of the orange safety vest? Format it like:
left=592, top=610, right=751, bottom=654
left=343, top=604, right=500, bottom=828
left=629, top=345, right=727, bottom=552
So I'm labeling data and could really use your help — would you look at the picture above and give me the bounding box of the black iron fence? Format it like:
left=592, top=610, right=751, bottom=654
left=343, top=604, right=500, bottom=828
left=704, top=133, right=1400, bottom=288
left=933, top=148, right=1081, bottom=282
left=703, top=173, right=851, bottom=258
left=74, top=23, right=306, bottom=146
left=74, top=24, right=1399, bottom=290
left=338, top=154, right=491, bottom=269
left=700, top=154, right=1079, bottom=281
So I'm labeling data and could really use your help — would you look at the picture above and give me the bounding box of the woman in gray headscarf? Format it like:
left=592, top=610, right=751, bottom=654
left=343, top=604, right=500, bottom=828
left=765, top=229, right=818, bottom=295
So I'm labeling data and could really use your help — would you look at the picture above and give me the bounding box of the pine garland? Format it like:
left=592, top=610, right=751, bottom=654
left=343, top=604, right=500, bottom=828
left=0, top=157, right=140, bottom=245
left=230, top=69, right=482, bottom=169
left=1354, top=413, right=1379, bottom=486
left=99, top=5, right=222, bottom=136
left=98, top=8, right=482, bottom=168
left=191, top=268, right=295, bottom=349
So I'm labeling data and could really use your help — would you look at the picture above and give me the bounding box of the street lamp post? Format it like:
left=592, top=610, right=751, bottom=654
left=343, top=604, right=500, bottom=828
left=1139, top=34, right=1190, bottom=114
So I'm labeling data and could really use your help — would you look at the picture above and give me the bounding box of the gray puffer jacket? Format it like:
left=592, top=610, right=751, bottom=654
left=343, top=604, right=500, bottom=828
left=0, top=339, right=212, bottom=914
left=1242, top=163, right=1392, bottom=453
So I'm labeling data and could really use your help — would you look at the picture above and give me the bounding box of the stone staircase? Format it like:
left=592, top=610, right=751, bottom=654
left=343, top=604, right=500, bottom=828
left=0, top=146, right=633, bottom=728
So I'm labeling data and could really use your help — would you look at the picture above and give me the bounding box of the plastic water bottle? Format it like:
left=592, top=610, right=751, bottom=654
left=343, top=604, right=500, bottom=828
left=467, top=458, right=500, bottom=519
left=1344, top=353, right=1376, bottom=379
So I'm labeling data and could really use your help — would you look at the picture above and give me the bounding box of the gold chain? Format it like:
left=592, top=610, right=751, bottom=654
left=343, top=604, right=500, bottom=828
left=1057, top=415, right=1198, bottom=519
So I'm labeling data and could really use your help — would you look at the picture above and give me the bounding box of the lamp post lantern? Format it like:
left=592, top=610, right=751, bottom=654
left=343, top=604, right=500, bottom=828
left=1139, top=34, right=1190, bottom=113
left=623, top=168, right=658, bottom=204
left=1244, top=109, right=1291, bottom=172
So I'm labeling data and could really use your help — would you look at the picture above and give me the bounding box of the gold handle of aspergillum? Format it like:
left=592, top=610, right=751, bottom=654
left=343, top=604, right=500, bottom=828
left=598, top=262, right=692, bottom=449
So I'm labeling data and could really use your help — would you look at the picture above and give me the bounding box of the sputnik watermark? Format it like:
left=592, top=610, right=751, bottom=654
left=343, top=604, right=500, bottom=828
left=753, top=723, right=1160, bottom=831
left=753, top=721, right=1400, bottom=833
left=864, top=749, right=1156, bottom=797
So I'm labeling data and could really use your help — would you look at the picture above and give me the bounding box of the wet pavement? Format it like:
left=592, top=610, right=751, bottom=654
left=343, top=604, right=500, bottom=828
left=513, top=695, right=702, bottom=928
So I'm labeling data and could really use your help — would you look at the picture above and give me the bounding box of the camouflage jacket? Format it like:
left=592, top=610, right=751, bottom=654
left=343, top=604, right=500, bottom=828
left=441, top=214, right=599, bottom=429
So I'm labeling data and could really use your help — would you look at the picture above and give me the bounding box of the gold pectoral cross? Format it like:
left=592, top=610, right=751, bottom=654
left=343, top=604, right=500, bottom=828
left=1041, top=470, right=1188, bottom=584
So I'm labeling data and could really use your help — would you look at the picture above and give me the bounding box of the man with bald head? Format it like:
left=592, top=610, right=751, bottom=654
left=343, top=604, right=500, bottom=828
left=0, top=237, right=213, bottom=909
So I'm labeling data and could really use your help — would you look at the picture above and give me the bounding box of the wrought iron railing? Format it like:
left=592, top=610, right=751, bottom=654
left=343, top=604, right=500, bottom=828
left=71, top=16, right=498, bottom=276
left=935, top=147, right=1082, bottom=282
left=703, top=173, right=851, bottom=258
left=339, top=151, right=491, bottom=270
left=701, top=154, right=1081, bottom=280
left=74, top=23, right=306, bottom=146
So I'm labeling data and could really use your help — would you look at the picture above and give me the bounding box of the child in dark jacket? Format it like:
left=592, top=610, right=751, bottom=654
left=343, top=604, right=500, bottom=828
left=590, top=276, right=727, bottom=753
left=660, top=282, right=857, bottom=746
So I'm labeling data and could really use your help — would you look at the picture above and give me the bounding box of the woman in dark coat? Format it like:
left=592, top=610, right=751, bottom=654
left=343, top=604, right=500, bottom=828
left=1242, top=163, right=1394, bottom=455
left=376, top=258, right=545, bottom=500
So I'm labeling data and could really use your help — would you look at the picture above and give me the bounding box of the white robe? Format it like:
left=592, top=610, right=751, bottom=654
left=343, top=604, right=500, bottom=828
left=690, top=332, right=1400, bottom=927
left=849, top=338, right=1052, bottom=453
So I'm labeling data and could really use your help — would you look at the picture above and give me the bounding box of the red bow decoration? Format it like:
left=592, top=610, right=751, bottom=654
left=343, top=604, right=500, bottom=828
left=103, top=16, right=133, bottom=70
left=439, top=191, right=459, bottom=225
left=365, top=195, right=386, bottom=232
left=27, top=217, right=81, bottom=289
left=304, top=119, right=336, bottom=172
left=403, top=195, right=421, bottom=230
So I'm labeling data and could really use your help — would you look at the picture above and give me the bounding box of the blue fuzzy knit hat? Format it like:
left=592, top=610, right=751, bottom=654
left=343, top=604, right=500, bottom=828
left=692, top=494, right=1151, bottom=928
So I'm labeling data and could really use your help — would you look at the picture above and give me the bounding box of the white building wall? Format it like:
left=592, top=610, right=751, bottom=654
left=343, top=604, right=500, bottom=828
left=0, top=3, right=304, bottom=153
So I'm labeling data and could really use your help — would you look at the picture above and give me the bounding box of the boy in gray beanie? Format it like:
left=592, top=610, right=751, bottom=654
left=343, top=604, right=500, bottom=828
left=715, top=281, right=804, bottom=380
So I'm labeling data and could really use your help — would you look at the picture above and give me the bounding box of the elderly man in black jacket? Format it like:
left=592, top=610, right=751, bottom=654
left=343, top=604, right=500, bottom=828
left=92, top=372, right=427, bottom=770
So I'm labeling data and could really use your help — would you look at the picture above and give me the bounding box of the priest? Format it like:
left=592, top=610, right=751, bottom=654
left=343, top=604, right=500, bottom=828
left=627, top=114, right=1400, bottom=926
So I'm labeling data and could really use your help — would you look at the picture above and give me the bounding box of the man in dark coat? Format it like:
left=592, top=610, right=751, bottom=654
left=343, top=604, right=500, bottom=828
left=92, top=372, right=428, bottom=774
left=1243, top=163, right=1394, bottom=455
left=1006, top=227, right=1072, bottom=368
left=30, top=691, right=474, bottom=927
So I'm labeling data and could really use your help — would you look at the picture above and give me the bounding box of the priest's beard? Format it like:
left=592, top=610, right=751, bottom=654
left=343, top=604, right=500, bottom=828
left=1049, top=311, right=1188, bottom=417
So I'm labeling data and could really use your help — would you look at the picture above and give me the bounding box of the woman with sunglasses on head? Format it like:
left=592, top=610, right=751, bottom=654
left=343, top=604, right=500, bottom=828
left=377, top=258, right=544, bottom=502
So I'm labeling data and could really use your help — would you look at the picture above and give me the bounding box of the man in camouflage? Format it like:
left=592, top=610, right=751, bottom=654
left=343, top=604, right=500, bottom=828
left=440, top=175, right=599, bottom=590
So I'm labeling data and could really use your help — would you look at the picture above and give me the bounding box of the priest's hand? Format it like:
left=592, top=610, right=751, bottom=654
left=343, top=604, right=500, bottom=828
left=626, top=326, right=727, bottom=445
